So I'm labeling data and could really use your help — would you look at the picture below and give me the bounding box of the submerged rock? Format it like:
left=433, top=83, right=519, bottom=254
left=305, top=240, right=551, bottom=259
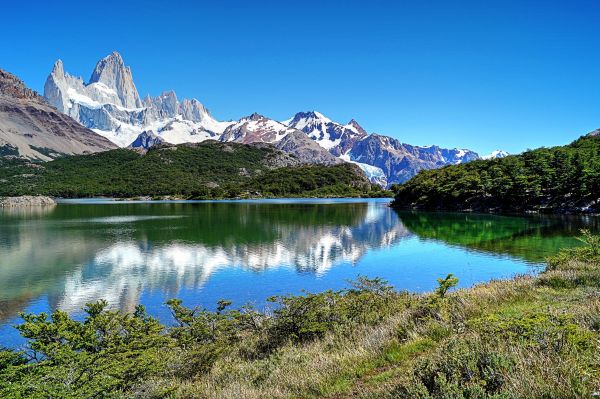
left=0, top=196, right=56, bottom=207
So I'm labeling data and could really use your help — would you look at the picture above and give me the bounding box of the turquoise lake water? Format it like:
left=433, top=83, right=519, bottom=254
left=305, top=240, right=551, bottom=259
left=1, top=198, right=598, bottom=348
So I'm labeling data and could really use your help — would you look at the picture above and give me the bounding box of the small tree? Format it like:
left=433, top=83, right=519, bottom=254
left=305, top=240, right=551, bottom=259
left=435, top=273, right=459, bottom=299
left=576, top=229, right=600, bottom=256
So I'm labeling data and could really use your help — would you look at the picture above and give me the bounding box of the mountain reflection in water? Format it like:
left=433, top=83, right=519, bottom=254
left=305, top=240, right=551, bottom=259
left=0, top=200, right=408, bottom=319
left=0, top=200, right=597, bottom=333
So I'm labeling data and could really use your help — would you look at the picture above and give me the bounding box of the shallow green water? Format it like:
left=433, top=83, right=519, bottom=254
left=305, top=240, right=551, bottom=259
left=0, top=198, right=597, bottom=347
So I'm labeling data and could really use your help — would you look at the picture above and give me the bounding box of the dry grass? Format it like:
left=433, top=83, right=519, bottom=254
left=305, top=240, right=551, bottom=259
left=135, top=252, right=600, bottom=399
left=142, top=313, right=413, bottom=398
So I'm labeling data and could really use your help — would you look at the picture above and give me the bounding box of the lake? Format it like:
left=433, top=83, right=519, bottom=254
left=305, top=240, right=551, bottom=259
left=1, top=198, right=598, bottom=348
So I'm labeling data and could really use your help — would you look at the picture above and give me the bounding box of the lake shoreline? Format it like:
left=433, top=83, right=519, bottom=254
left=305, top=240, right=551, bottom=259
left=50, top=193, right=394, bottom=202
left=52, top=196, right=394, bottom=204
left=5, top=200, right=590, bottom=349
left=2, top=236, right=598, bottom=397
left=0, top=195, right=56, bottom=207
left=391, top=203, right=600, bottom=216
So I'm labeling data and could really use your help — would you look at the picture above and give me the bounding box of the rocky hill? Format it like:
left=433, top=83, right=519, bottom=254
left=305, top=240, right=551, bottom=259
left=0, top=69, right=116, bottom=160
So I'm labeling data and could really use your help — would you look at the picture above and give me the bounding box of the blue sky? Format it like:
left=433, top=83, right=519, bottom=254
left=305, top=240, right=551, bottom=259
left=1, top=0, right=599, bottom=154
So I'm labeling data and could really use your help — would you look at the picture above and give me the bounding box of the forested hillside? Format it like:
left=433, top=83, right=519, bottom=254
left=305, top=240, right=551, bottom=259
left=0, top=141, right=389, bottom=199
left=392, top=135, right=600, bottom=213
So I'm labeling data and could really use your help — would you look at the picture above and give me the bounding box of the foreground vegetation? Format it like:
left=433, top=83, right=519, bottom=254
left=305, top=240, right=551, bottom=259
left=1, top=233, right=599, bottom=398
left=0, top=142, right=390, bottom=199
left=392, top=135, right=600, bottom=213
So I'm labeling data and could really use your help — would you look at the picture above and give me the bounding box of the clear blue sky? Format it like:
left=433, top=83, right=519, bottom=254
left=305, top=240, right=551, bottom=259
left=1, top=0, right=599, bottom=154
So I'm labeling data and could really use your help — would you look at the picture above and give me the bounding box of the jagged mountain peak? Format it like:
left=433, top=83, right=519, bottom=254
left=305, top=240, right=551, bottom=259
left=51, top=59, right=65, bottom=77
left=88, top=51, right=142, bottom=108
left=219, top=113, right=293, bottom=144
left=128, top=130, right=165, bottom=151
left=346, top=119, right=368, bottom=136
left=243, top=112, right=267, bottom=121
left=305, top=110, right=330, bottom=120
left=142, top=89, right=212, bottom=124
left=0, top=67, right=116, bottom=160
left=284, top=111, right=369, bottom=154
left=108, top=50, right=125, bottom=61
left=179, top=98, right=212, bottom=123
left=89, top=51, right=126, bottom=83
left=285, top=111, right=332, bottom=125
left=41, top=52, right=486, bottom=188
left=94, top=51, right=125, bottom=69
left=587, top=128, right=600, bottom=137
left=159, top=90, right=177, bottom=99
left=44, top=53, right=232, bottom=147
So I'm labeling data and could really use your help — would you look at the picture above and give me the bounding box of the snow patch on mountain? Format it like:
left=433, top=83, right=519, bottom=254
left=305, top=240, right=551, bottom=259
left=340, top=153, right=387, bottom=187
left=482, top=150, right=510, bottom=159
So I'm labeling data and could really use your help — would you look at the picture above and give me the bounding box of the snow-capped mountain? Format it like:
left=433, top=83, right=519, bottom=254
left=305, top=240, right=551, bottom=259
left=482, top=150, right=510, bottom=159
left=218, top=113, right=342, bottom=165
left=44, top=52, right=232, bottom=147
left=43, top=51, right=490, bottom=187
left=283, top=111, right=367, bottom=155
left=340, top=134, right=478, bottom=185
left=279, top=112, right=481, bottom=185
left=219, top=113, right=294, bottom=144
left=273, top=130, right=343, bottom=166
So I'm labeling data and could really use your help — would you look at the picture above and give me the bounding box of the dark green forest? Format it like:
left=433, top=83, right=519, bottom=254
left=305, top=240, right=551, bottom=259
left=392, top=135, right=600, bottom=213
left=0, top=142, right=390, bottom=199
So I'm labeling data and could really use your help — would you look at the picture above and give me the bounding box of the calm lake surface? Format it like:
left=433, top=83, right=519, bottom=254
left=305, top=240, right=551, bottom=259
left=1, top=198, right=598, bottom=348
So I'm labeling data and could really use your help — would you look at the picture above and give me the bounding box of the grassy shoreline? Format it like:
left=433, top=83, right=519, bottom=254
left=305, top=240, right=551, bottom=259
left=1, top=234, right=599, bottom=398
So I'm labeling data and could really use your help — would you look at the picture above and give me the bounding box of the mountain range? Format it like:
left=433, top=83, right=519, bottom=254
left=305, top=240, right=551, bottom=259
left=1, top=51, right=509, bottom=187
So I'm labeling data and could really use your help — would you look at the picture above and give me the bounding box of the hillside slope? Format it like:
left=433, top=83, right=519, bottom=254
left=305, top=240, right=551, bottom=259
left=392, top=134, right=600, bottom=213
left=0, top=69, right=116, bottom=160
left=0, top=141, right=385, bottom=198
